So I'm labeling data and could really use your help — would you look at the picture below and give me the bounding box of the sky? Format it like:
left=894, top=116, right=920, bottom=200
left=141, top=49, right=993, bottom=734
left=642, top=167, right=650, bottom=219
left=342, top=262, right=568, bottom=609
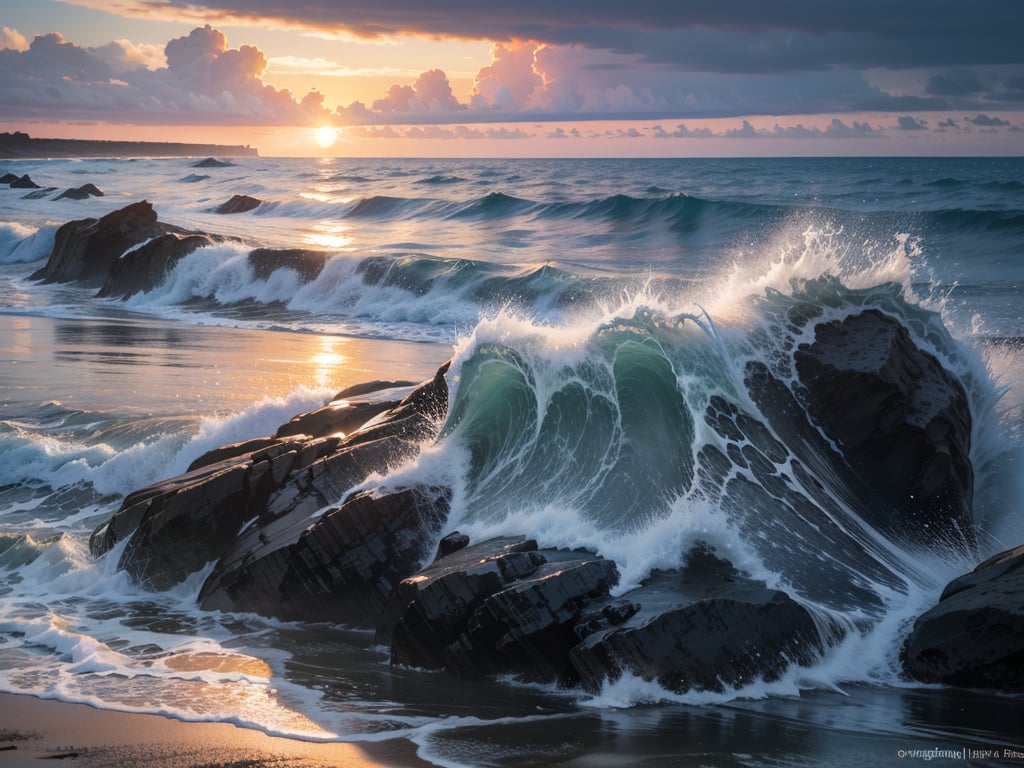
left=0, top=0, right=1022, bottom=156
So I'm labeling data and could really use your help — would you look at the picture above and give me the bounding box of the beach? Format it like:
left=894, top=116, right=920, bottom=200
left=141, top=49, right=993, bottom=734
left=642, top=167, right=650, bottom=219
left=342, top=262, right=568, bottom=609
left=0, top=692, right=429, bottom=767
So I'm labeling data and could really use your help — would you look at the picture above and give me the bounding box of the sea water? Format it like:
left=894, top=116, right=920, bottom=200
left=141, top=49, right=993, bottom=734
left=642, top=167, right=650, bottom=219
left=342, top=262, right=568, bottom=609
left=1, top=156, right=1023, bottom=765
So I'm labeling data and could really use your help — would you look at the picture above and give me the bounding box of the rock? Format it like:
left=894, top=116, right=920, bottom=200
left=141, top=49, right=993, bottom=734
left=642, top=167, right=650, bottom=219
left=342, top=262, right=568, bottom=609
left=248, top=248, right=329, bottom=282
left=273, top=399, right=396, bottom=440
left=197, top=435, right=427, bottom=617
left=30, top=201, right=191, bottom=285
left=10, top=174, right=40, bottom=189
left=89, top=434, right=341, bottom=589
left=20, top=188, right=57, bottom=200
left=187, top=437, right=288, bottom=473
left=792, top=308, right=974, bottom=548
left=434, top=530, right=470, bottom=560
left=0, top=172, right=19, bottom=184
left=97, top=233, right=217, bottom=298
left=380, top=536, right=546, bottom=663
left=334, top=380, right=417, bottom=400
left=192, top=157, right=233, bottom=168
left=55, top=183, right=104, bottom=200
left=902, top=544, right=1024, bottom=691
left=276, top=485, right=451, bottom=625
left=568, top=544, right=834, bottom=694
left=446, top=552, right=620, bottom=683
left=214, top=194, right=261, bottom=214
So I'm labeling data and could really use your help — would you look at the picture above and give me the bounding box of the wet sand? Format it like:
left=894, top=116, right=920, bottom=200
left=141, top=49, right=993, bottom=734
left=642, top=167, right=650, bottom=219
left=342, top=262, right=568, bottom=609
left=0, top=692, right=429, bottom=768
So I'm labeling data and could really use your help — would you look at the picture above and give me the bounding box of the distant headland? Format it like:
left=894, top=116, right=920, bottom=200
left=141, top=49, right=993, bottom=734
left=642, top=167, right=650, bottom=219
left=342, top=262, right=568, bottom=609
left=0, top=132, right=258, bottom=159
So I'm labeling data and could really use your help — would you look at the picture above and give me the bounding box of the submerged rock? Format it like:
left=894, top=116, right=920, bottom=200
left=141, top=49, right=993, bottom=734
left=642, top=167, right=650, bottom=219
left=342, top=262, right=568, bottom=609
left=248, top=248, right=330, bottom=282
left=902, top=545, right=1024, bottom=691
left=10, top=174, right=40, bottom=189
left=214, top=194, right=261, bottom=214
left=55, top=183, right=104, bottom=200
left=30, top=201, right=191, bottom=285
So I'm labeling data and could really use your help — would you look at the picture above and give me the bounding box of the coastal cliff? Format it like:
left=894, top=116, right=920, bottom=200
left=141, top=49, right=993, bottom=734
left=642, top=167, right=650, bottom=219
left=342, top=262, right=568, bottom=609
left=0, top=131, right=257, bottom=159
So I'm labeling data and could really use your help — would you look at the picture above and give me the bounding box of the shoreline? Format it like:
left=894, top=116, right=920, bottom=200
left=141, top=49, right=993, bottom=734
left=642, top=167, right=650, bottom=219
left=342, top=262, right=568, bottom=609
left=0, top=692, right=428, bottom=768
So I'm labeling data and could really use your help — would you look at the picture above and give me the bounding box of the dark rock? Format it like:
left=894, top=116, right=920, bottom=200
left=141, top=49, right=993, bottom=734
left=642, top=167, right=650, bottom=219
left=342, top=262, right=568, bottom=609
left=568, top=545, right=834, bottom=694
left=197, top=434, right=426, bottom=617
left=187, top=437, right=288, bottom=473
left=214, top=194, right=261, bottom=214
left=0, top=172, right=20, bottom=184
left=335, top=380, right=417, bottom=400
left=97, top=233, right=216, bottom=298
left=792, top=308, right=974, bottom=548
left=192, top=157, right=233, bottom=168
left=89, top=434, right=340, bottom=589
left=30, top=201, right=191, bottom=285
left=276, top=486, right=451, bottom=625
left=273, top=399, right=396, bottom=440
left=10, top=174, right=40, bottom=189
left=379, top=536, right=545, bottom=662
left=55, top=183, right=104, bottom=200
left=434, top=530, right=470, bottom=561
left=902, top=545, right=1024, bottom=691
left=248, top=248, right=329, bottom=282
left=446, top=552, right=619, bottom=683
left=20, top=188, right=57, bottom=200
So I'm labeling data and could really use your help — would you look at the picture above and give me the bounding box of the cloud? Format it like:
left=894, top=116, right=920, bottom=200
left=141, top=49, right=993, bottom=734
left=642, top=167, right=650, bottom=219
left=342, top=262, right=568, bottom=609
left=966, top=113, right=1011, bottom=126
left=351, top=124, right=530, bottom=140
left=267, top=56, right=416, bottom=78
left=57, top=1, right=1024, bottom=74
left=0, top=25, right=328, bottom=125
left=896, top=115, right=928, bottom=130
left=0, top=26, right=29, bottom=51
left=472, top=41, right=543, bottom=111
left=926, top=70, right=984, bottom=96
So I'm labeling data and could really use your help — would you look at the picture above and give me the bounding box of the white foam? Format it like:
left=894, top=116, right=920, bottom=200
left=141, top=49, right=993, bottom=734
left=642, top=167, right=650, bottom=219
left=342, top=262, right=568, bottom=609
left=0, top=221, right=56, bottom=263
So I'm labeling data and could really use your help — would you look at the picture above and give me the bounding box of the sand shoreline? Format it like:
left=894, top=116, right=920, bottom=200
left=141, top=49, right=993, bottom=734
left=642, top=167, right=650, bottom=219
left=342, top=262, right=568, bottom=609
left=0, top=692, right=428, bottom=768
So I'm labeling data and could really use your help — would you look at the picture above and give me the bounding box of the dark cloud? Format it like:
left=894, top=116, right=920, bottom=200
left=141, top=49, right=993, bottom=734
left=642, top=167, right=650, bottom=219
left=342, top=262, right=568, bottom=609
left=926, top=70, right=984, bottom=96
left=896, top=115, right=928, bottom=130
left=966, top=113, right=1011, bottom=126
left=70, top=0, right=1024, bottom=72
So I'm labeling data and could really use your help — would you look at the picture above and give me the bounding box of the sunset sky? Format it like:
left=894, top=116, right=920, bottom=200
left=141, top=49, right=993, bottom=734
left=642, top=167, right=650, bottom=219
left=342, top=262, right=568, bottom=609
left=0, top=0, right=1022, bottom=156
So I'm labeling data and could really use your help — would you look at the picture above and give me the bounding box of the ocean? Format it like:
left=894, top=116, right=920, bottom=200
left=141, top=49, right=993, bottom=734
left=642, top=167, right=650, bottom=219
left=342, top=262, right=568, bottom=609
left=1, top=155, right=1023, bottom=766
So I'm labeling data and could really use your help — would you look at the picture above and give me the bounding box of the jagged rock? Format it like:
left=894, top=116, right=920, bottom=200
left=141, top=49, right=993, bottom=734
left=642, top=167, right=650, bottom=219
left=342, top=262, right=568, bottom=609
left=274, top=399, right=396, bottom=440
left=747, top=307, right=974, bottom=550
left=334, top=379, right=417, bottom=400
left=89, top=434, right=341, bottom=589
left=379, top=536, right=546, bottom=663
left=902, top=544, right=1024, bottom=691
left=568, top=545, right=833, bottom=694
left=446, top=552, right=619, bottom=683
left=0, top=172, right=20, bottom=184
left=55, top=183, right=104, bottom=200
left=192, top=157, right=233, bottom=168
left=97, top=233, right=217, bottom=298
left=276, top=485, right=451, bottom=625
left=197, top=435, right=426, bottom=617
left=214, top=194, right=261, bottom=214
left=248, top=248, right=329, bottom=282
left=187, top=437, right=289, bottom=473
left=434, top=530, right=470, bottom=560
left=10, top=174, right=40, bottom=189
left=30, top=201, right=191, bottom=285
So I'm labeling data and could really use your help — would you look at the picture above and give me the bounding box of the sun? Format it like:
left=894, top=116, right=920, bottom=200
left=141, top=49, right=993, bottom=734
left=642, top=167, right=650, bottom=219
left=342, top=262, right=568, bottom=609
left=314, top=125, right=338, bottom=149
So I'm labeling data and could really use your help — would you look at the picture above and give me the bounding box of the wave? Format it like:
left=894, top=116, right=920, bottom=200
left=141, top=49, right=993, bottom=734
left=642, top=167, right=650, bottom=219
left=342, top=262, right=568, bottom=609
left=0, top=222, right=56, bottom=263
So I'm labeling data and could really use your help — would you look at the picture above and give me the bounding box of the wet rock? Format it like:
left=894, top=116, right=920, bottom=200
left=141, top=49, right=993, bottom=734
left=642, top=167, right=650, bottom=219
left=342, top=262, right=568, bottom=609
left=197, top=435, right=425, bottom=617
left=273, top=399, right=396, bottom=440
left=902, top=544, right=1024, bottom=691
left=55, top=183, right=104, bottom=200
left=30, top=201, right=191, bottom=285
left=214, top=194, right=261, bottom=214
left=334, top=379, right=417, bottom=400
left=794, top=309, right=974, bottom=546
left=97, top=233, right=217, bottom=298
left=379, top=536, right=546, bottom=663
left=9, top=174, right=40, bottom=189
left=446, top=552, right=619, bottom=683
left=568, top=545, right=832, bottom=694
left=89, top=434, right=340, bottom=589
left=0, top=172, right=20, bottom=184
